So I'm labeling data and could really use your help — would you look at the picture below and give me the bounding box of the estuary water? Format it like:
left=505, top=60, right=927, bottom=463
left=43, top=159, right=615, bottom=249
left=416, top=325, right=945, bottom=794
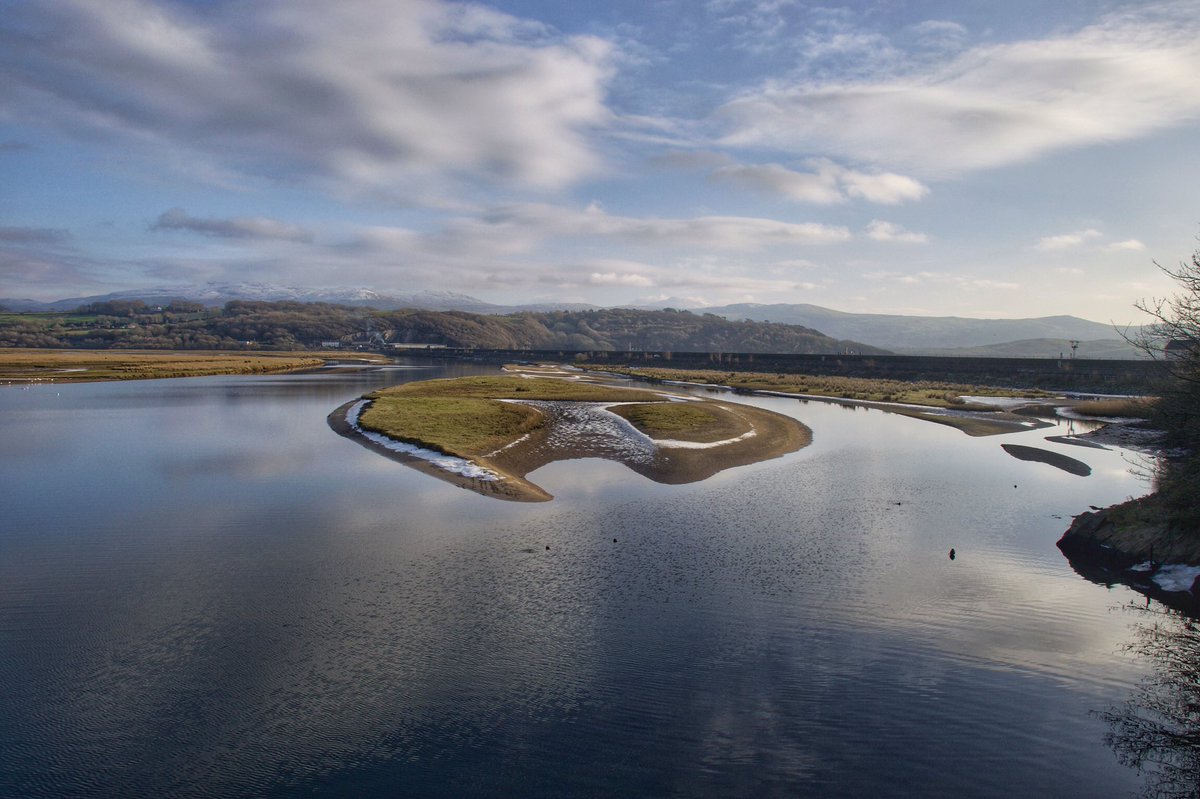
left=0, top=362, right=1175, bottom=797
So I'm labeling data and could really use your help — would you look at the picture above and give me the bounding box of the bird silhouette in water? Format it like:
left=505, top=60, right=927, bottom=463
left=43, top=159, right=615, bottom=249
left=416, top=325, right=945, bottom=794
left=949, top=548, right=956, bottom=560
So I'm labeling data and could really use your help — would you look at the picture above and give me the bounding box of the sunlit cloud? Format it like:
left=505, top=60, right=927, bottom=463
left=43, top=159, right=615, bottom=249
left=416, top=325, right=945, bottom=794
left=866, top=220, right=928, bottom=243
left=1034, top=229, right=1103, bottom=251
left=1105, top=238, right=1146, bottom=252
left=715, top=4, right=1200, bottom=176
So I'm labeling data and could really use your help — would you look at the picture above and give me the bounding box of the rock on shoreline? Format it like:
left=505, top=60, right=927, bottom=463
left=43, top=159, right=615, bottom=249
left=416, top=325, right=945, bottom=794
left=1058, top=495, right=1200, bottom=597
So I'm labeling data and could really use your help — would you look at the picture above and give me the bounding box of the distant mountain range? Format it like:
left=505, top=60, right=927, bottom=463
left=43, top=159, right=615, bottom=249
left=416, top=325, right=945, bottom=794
left=700, top=303, right=1145, bottom=358
left=0, top=284, right=1146, bottom=358
left=0, top=283, right=599, bottom=315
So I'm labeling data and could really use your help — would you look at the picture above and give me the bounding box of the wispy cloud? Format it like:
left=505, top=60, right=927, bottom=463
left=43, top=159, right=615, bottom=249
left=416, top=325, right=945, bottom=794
left=445, top=203, right=853, bottom=251
left=715, top=3, right=1200, bottom=176
left=152, top=209, right=313, bottom=242
left=709, top=158, right=928, bottom=205
left=1034, top=228, right=1103, bottom=251
left=0, top=0, right=615, bottom=194
left=0, top=226, right=70, bottom=244
left=1105, top=238, right=1146, bottom=252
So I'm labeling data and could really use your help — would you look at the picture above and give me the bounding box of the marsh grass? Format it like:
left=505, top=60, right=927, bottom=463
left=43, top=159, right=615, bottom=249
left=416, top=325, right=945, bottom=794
left=0, top=348, right=355, bottom=381
left=359, top=396, right=544, bottom=457
left=1073, top=397, right=1156, bottom=418
left=582, top=366, right=1049, bottom=408
left=609, top=402, right=744, bottom=442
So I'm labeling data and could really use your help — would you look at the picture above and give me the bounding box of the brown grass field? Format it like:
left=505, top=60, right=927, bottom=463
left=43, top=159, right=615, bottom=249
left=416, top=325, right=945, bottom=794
left=577, top=365, right=1051, bottom=408
left=0, top=348, right=384, bottom=382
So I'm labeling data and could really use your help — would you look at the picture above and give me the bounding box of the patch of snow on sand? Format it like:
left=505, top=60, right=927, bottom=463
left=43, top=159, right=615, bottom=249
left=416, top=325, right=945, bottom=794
left=346, top=400, right=500, bottom=481
left=654, top=429, right=758, bottom=449
left=1151, top=564, right=1200, bottom=593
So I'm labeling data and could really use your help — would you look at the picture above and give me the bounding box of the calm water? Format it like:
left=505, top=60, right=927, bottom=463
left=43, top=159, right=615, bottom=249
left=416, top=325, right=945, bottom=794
left=0, top=362, right=1174, bottom=797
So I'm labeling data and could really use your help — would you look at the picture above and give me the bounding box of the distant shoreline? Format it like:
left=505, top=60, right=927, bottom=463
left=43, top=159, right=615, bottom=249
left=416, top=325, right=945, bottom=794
left=0, top=347, right=388, bottom=383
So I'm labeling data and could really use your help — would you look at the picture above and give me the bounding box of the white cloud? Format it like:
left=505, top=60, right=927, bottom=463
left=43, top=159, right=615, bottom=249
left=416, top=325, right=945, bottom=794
left=1034, top=228, right=1102, bottom=251
left=709, top=158, right=928, bottom=205
left=839, top=169, right=929, bottom=204
left=0, top=0, right=615, bottom=192
left=716, top=4, right=1200, bottom=176
left=1105, top=238, right=1146, bottom=251
left=865, top=220, right=928, bottom=243
left=588, top=271, right=655, bottom=287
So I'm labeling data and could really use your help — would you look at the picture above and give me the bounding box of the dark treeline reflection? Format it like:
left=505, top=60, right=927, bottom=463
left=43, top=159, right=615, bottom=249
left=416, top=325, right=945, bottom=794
left=1102, top=603, right=1200, bottom=799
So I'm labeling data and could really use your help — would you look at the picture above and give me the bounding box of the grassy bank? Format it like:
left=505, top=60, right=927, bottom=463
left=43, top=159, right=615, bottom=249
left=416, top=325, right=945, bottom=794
left=1073, top=397, right=1157, bottom=418
left=0, top=348, right=382, bottom=382
left=609, top=402, right=746, bottom=442
left=579, top=365, right=1050, bottom=408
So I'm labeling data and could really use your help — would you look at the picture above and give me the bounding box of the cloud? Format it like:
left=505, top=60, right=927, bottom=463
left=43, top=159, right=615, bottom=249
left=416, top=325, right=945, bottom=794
left=709, top=162, right=843, bottom=204
left=1034, top=228, right=1102, bottom=251
left=458, top=203, right=853, bottom=251
left=0, top=226, right=70, bottom=244
left=715, top=4, right=1200, bottom=176
left=0, top=140, right=33, bottom=152
left=1105, top=238, right=1146, bottom=252
left=909, top=20, right=968, bottom=51
left=152, top=209, right=313, bottom=242
left=709, top=158, right=928, bottom=205
left=588, top=271, right=655, bottom=287
left=0, top=0, right=615, bottom=192
left=865, top=220, right=928, bottom=243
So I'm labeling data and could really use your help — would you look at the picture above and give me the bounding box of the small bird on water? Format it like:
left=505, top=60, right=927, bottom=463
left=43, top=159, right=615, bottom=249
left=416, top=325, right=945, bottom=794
left=949, top=548, right=956, bottom=560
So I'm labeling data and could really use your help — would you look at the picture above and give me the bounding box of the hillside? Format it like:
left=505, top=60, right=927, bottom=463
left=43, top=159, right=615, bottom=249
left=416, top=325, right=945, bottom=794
left=704, top=302, right=1141, bottom=354
left=0, top=302, right=881, bottom=355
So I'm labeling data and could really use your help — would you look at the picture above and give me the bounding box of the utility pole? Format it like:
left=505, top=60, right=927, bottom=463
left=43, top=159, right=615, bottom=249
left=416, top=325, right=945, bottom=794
left=1069, top=340, right=1079, bottom=359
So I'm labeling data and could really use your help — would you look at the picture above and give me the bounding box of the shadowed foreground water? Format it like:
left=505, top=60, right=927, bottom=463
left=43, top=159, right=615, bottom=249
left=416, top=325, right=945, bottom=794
left=0, top=362, right=1174, bottom=797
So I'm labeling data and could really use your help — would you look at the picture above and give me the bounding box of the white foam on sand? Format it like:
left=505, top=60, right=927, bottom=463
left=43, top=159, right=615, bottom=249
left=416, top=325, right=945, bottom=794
left=1151, top=564, right=1200, bottom=593
left=347, top=400, right=500, bottom=481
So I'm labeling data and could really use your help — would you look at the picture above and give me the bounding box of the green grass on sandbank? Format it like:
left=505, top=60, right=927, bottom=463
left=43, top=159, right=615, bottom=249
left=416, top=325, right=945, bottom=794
left=359, top=375, right=669, bottom=458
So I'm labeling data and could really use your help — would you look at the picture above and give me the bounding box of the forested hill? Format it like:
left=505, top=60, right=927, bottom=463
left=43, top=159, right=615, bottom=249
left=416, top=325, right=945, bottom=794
left=0, top=301, right=885, bottom=355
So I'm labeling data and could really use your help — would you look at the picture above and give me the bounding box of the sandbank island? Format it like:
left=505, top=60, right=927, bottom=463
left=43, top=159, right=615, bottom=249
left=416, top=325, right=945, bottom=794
left=329, top=365, right=811, bottom=501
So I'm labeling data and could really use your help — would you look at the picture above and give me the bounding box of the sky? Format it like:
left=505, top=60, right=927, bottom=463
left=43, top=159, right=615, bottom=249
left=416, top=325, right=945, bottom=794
left=2, top=0, right=1199, bottom=322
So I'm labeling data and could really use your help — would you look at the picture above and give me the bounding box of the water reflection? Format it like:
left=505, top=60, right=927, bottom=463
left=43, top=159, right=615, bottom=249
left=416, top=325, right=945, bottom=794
left=1101, top=603, right=1200, bottom=799
left=0, top=367, right=1166, bottom=797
